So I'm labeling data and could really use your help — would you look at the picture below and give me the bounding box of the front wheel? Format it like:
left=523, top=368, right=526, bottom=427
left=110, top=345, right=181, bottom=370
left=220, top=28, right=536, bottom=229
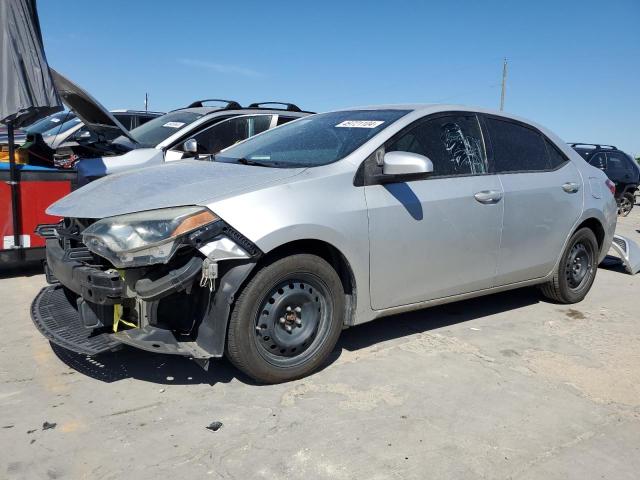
left=539, top=228, right=598, bottom=304
left=226, top=254, right=344, bottom=384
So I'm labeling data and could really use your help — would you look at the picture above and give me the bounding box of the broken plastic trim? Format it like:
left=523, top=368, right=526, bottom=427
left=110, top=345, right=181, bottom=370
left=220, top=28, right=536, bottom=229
left=609, top=234, right=640, bottom=275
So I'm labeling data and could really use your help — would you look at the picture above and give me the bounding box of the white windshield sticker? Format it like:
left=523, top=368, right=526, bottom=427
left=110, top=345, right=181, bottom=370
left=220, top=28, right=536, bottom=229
left=162, top=121, right=186, bottom=129
left=335, top=120, right=384, bottom=128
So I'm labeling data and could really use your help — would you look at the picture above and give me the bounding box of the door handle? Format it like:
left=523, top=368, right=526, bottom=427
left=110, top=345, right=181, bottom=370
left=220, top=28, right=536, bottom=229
left=562, top=182, right=580, bottom=193
left=474, top=190, right=503, bottom=204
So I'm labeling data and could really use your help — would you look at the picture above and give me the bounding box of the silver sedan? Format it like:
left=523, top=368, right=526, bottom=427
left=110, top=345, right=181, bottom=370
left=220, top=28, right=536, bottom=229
left=35, top=105, right=617, bottom=383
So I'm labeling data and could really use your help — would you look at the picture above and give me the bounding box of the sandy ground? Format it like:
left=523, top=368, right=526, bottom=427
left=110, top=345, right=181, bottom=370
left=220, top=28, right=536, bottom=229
left=1, top=210, right=639, bottom=479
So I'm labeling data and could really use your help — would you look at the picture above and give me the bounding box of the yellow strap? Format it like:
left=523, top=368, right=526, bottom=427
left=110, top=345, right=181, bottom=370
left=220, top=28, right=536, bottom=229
left=112, top=270, right=137, bottom=332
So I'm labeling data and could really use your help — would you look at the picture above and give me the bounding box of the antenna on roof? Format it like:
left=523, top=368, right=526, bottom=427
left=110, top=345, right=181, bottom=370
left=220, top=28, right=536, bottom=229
left=144, top=93, right=149, bottom=112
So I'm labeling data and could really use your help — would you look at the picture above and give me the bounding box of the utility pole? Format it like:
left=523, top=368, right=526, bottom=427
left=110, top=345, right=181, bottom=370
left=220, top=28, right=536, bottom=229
left=500, top=58, right=508, bottom=111
left=144, top=93, right=149, bottom=112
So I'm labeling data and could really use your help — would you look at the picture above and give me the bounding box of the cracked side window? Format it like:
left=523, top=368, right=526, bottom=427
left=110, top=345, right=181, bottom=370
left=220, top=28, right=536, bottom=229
left=387, top=114, right=487, bottom=177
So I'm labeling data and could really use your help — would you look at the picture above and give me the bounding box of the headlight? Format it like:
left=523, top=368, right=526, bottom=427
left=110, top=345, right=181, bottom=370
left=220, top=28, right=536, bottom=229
left=82, top=206, right=219, bottom=267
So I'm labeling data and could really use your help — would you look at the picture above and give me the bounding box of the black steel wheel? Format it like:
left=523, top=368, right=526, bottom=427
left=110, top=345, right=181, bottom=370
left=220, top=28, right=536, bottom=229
left=254, top=276, right=331, bottom=365
left=226, top=254, right=344, bottom=383
left=540, top=227, right=598, bottom=304
left=564, top=241, right=594, bottom=290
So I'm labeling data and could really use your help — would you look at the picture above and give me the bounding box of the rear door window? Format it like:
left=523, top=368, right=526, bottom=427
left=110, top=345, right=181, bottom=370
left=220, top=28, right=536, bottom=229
left=276, top=116, right=297, bottom=126
left=485, top=117, right=549, bottom=172
left=544, top=139, right=568, bottom=169
left=588, top=152, right=607, bottom=170
left=605, top=152, right=634, bottom=180
left=386, top=114, right=488, bottom=177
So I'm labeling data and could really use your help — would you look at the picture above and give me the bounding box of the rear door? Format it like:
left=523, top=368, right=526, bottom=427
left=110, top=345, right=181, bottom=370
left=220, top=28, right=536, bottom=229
left=482, top=116, right=583, bottom=285
left=366, top=113, right=503, bottom=309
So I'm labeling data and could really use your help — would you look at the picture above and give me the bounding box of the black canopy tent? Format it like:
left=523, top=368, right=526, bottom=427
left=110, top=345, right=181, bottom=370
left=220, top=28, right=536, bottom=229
left=0, top=0, right=62, bottom=250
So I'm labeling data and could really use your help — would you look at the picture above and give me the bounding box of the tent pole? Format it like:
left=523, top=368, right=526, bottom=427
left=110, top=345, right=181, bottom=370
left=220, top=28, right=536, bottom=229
left=7, top=121, right=21, bottom=249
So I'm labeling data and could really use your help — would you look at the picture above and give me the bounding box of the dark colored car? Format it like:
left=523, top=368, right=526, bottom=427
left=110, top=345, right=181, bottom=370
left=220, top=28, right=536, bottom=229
left=570, top=143, right=639, bottom=216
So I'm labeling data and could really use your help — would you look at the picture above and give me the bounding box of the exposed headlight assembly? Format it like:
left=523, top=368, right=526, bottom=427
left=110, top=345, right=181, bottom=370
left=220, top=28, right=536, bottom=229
left=82, top=206, right=219, bottom=268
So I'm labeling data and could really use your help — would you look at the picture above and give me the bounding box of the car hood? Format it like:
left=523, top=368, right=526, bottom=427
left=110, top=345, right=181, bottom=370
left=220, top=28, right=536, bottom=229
left=76, top=148, right=163, bottom=181
left=47, top=160, right=305, bottom=219
left=50, top=69, right=137, bottom=144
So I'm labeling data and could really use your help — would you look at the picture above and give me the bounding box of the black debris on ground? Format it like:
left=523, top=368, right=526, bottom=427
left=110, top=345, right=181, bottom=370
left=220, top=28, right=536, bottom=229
left=42, top=422, right=57, bottom=431
left=206, top=421, right=223, bottom=432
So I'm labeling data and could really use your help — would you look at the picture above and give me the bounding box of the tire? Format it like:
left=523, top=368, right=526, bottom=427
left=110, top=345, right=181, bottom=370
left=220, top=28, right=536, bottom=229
left=226, top=254, right=344, bottom=384
left=618, top=192, right=634, bottom=217
left=539, top=228, right=598, bottom=304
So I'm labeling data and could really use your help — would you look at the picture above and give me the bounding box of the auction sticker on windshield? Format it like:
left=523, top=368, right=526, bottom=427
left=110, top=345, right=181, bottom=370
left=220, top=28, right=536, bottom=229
left=163, top=122, right=186, bottom=129
left=335, top=120, right=385, bottom=128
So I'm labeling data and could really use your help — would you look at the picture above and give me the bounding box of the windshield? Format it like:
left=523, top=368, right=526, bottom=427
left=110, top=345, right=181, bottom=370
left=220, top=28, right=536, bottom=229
left=25, top=112, right=76, bottom=135
left=128, top=111, right=203, bottom=147
left=216, top=109, right=410, bottom=167
left=41, top=117, right=82, bottom=137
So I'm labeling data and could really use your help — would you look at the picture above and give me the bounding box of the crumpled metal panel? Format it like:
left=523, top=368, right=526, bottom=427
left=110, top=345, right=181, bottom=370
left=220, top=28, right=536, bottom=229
left=610, top=234, right=640, bottom=275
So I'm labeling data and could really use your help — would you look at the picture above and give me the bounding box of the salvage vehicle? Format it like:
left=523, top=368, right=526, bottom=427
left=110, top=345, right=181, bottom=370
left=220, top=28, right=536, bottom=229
left=0, top=71, right=162, bottom=266
left=32, top=105, right=617, bottom=383
left=15, top=109, right=162, bottom=168
left=75, top=100, right=313, bottom=182
left=570, top=143, right=640, bottom=216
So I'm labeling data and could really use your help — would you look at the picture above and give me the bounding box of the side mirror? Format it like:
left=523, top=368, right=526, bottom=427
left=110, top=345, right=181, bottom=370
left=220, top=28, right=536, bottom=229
left=382, top=151, right=433, bottom=177
left=183, top=138, right=199, bottom=159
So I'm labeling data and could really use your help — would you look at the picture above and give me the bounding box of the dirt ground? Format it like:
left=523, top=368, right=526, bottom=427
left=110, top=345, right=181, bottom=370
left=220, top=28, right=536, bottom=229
left=1, top=210, right=639, bottom=479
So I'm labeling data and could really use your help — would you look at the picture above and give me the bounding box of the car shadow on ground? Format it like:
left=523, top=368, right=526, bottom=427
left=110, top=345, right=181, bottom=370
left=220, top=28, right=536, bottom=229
left=51, top=287, right=542, bottom=387
left=598, top=255, right=627, bottom=274
left=0, top=261, right=44, bottom=279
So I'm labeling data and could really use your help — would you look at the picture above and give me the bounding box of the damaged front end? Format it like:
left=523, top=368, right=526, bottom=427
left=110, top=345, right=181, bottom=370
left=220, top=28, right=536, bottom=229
left=31, top=208, right=261, bottom=367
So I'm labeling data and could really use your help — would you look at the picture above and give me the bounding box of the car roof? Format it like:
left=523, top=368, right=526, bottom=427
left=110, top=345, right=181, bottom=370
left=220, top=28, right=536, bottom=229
left=341, top=103, right=536, bottom=121
left=336, top=103, right=557, bottom=135
left=110, top=109, right=165, bottom=116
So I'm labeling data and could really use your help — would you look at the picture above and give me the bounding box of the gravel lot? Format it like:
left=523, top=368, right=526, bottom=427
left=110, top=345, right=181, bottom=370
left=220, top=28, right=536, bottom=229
left=1, top=211, right=639, bottom=480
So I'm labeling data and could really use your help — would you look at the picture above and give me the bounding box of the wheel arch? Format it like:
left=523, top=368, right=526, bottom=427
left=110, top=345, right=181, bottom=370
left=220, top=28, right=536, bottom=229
left=259, top=239, right=357, bottom=326
left=574, top=217, right=605, bottom=252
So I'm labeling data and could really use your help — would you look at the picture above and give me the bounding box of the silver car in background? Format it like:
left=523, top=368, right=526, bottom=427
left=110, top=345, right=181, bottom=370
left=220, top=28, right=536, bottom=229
left=33, top=105, right=617, bottom=383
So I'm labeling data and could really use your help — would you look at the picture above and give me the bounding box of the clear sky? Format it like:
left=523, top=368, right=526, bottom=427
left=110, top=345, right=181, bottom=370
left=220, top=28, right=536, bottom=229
left=38, top=0, right=640, bottom=156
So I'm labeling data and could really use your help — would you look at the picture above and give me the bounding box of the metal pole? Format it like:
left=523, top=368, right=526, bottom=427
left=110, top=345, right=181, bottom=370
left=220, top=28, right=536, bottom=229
left=7, top=121, right=21, bottom=249
left=500, top=58, right=508, bottom=111
left=145, top=93, right=148, bottom=112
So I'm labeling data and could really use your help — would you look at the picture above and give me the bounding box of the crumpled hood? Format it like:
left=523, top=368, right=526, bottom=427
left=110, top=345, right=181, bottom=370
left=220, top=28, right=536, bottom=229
left=47, top=160, right=305, bottom=218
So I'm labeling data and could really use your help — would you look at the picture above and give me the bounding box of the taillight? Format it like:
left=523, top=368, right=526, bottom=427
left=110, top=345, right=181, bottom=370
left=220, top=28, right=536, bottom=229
left=605, top=179, right=616, bottom=195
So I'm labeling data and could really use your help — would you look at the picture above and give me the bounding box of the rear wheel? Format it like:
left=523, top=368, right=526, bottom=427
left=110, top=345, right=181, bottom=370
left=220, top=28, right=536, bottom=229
left=226, top=254, right=344, bottom=384
left=540, top=228, right=598, bottom=304
left=617, top=192, right=634, bottom=217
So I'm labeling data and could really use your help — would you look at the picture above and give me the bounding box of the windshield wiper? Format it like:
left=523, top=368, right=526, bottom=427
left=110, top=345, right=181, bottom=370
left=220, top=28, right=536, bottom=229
left=234, top=157, right=280, bottom=167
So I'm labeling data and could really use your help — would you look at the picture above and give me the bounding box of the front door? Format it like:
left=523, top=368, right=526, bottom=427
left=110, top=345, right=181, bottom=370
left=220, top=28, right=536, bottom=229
left=366, top=113, right=503, bottom=310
